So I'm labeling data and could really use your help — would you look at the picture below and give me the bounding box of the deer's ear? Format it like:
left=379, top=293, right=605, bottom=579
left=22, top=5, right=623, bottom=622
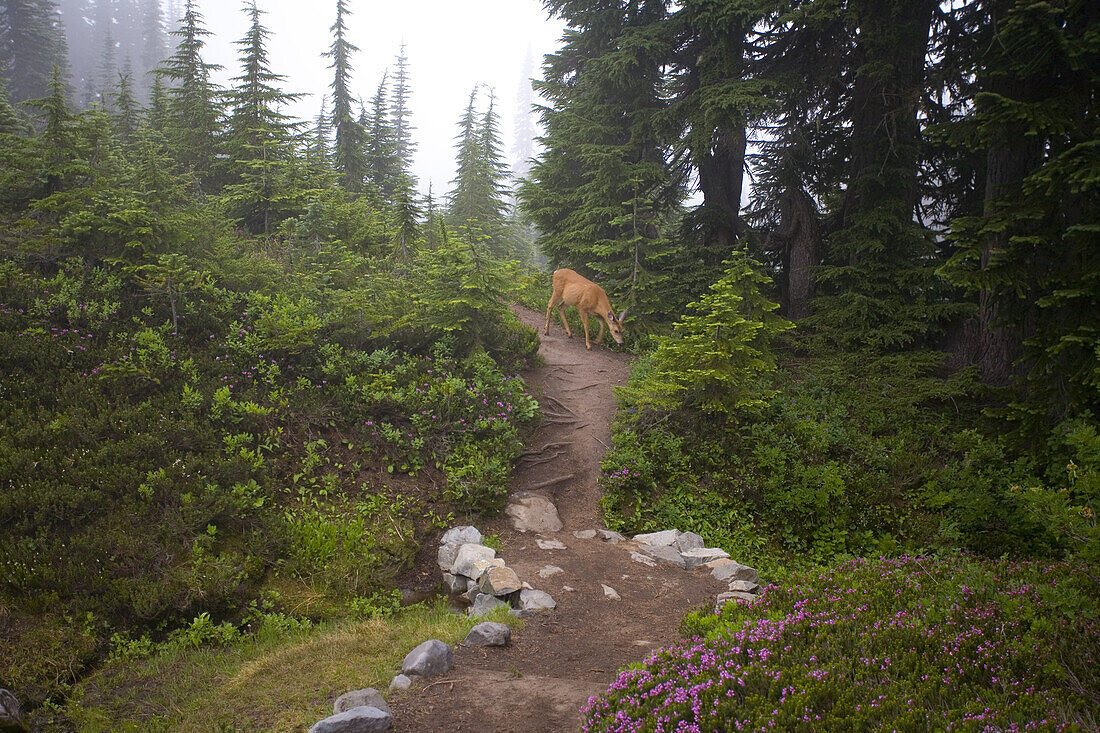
left=618, top=309, right=628, bottom=322
left=607, top=309, right=616, bottom=322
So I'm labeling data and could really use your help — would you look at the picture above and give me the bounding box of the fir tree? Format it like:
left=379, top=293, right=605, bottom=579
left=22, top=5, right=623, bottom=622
left=111, top=69, right=138, bottom=139
left=323, top=0, right=366, bottom=191
left=510, top=45, right=536, bottom=182
left=137, top=0, right=166, bottom=102
left=390, top=43, right=416, bottom=186
left=364, top=72, right=400, bottom=199
left=1, top=0, right=67, bottom=105
left=447, top=87, right=512, bottom=257
left=0, top=74, right=28, bottom=134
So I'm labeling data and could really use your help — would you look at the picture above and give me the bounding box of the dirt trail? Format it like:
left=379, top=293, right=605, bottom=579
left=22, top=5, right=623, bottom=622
left=389, top=306, right=725, bottom=732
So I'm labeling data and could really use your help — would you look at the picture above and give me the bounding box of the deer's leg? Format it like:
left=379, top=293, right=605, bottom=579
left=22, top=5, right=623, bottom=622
left=595, top=317, right=606, bottom=345
left=545, top=292, right=561, bottom=335
left=557, top=304, right=572, bottom=337
left=580, top=310, right=592, bottom=349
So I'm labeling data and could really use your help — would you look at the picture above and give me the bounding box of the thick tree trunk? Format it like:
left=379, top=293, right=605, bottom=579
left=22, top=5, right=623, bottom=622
left=697, top=127, right=747, bottom=257
left=783, top=186, right=821, bottom=320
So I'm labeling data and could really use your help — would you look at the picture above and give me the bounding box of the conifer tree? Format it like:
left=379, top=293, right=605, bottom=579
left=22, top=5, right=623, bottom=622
left=26, top=62, right=72, bottom=194
left=510, top=45, right=536, bottom=181
left=111, top=69, right=138, bottom=139
left=224, top=0, right=301, bottom=234
left=137, top=0, right=166, bottom=102
left=391, top=177, right=421, bottom=261
left=323, top=0, right=366, bottom=191
left=0, top=74, right=28, bottom=133
left=364, top=72, right=400, bottom=199
left=447, top=87, right=512, bottom=258
left=158, top=0, right=221, bottom=188
left=390, top=44, right=416, bottom=186
left=1, top=0, right=67, bottom=105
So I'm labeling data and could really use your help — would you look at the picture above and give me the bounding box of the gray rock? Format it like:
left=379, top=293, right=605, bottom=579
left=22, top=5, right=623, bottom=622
left=464, top=621, right=511, bottom=647
left=572, top=529, right=598, bottom=539
left=510, top=608, right=538, bottom=618
left=450, top=543, right=496, bottom=578
left=442, top=572, right=468, bottom=594
left=537, top=565, right=564, bottom=578
left=478, top=566, right=522, bottom=596
left=681, top=547, right=730, bottom=569
left=389, top=674, right=412, bottom=692
left=441, top=525, right=482, bottom=547
left=703, top=559, right=760, bottom=585
left=462, top=583, right=482, bottom=603
left=469, top=593, right=508, bottom=617
left=535, top=537, right=567, bottom=550
left=334, top=688, right=390, bottom=715
left=468, top=557, right=506, bottom=581
left=675, top=531, right=705, bottom=553
left=518, top=589, right=557, bottom=612
left=0, top=689, right=22, bottom=732
left=506, top=493, right=564, bottom=533
left=437, top=544, right=457, bottom=573
left=715, top=591, right=761, bottom=612
left=309, top=706, right=392, bottom=733
left=602, top=584, right=621, bottom=601
left=629, top=551, right=657, bottom=567
left=639, top=544, right=689, bottom=568
left=598, top=529, right=627, bottom=543
left=401, top=639, right=454, bottom=678
left=728, top=580, right=760, bottom=594
left=633, top=529, right=681, bottom=547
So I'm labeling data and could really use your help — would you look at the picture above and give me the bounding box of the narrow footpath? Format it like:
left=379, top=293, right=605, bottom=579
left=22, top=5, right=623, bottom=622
left=389, top=306, right=726, bottom=732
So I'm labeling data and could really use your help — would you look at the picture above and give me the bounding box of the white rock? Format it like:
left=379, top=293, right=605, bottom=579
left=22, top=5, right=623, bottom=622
left=538, top=565, right=564, bottom=578
left=562, top=585, right=576, bottom=592
left=681, top=547, right=730, bottom=569
left=572, top=529, right=598, bottom=539
left=401, top=639, right=454, bottom=677
left=437, top=544, right=457, bottom=573
left=309, top=706, right=392, bottom=733
left=334, top=688, right=390, bottom=715
left=536, top=538, right=567, bottom=550
left=441, top=525, right=482, bottom=547
left=633, top=529, right=681, bottom=547
left=518, top=589, right=557, bottom=611
left=602, top=584, right=621, bottom=601
left=629, top=551, right=657, bottom=567
left=506, top=493, right=564, bottom=533
left=389, top=674, right=412, bottom=691
left=715, top=590, right=761, bottom=612
left=675, top=531, right=705, bottom=553
left=450, top=543, right=496, bottom=578
left=598, top=529, right=627, bottom=543
left=468, top=557, right=506, bottom=581
left=639, top=544, right=688, bottom=568
left=442, top=573, right=467, bottom=594
left=703, top=559, right=760, bottom=585
left=728, top=580, right=760, bottom=594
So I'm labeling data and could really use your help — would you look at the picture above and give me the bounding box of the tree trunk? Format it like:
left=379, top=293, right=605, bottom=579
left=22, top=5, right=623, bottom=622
left=783, top=186, right=821, bottom=320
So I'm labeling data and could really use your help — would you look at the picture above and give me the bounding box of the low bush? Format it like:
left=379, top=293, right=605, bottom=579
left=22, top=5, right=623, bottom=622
left=583, top=555, right=1100, bottom=732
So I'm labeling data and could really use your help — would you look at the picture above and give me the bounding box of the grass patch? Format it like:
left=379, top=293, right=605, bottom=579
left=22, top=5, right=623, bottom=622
left=62, top=601, right=518, bottom=732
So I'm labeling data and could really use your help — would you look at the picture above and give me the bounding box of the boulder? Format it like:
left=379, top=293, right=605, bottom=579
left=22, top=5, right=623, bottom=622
left=478, top=566, right=522, bottom=596
left=389, top=674, right=412, bottom=692
left=602, top=584, right=621, bottom=601
left=674, top=531, right=704, bottom=553
left=506, top=493, right=564, bottom=533
left=401, top=639, right=454, bottom=678
left=681, top=547, right=730, bottom=569
left=441, top=525, right=482, bottom=547
left=309, top=706, right=392, bottom=733
left=464, top=621, right=511, bottom=647
left=572, top=529, right=598, bottom=539
left=334, top=688, right=390, bottom=715
left=437, top=544, right=457, bottom=573
left=517, top=589, right=557, bottom=612
left=728, top=580, right=760, bottom=594
left=469, top=593, right=507, bottom=616
left=703, top=559, right=759, bottom=585
left=633, top=529, right=681, bottom=547
left=0, top=690, right=22, bottom=732
left=639, top=544, right=688, bottom=568
left=715, top=591, right=760, bottom=612
left=450, top=543, right=496, bottom=578
left=442, top=572, right=468, bottom=594
left=468, top=557, right=506, bottom=582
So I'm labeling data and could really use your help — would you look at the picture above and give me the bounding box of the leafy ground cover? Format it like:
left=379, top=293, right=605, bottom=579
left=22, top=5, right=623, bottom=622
left=582, top=555, right=1100, bottom=732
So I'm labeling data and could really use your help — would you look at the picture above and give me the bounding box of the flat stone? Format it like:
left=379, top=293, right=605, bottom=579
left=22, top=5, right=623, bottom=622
left=536, top=538, right=567, bottom=550
left=562, top=585, right=576, bottom=592
left=598, top=529, right=627, bottom=543
left=633, top=529, right=681, bottom=547
left=538, top=565, right=564, bottom=578
left=309, top=706, right=393, bottom=733
left=464, top=621, right=511, bottom=647
left=639, top=544, right=688, bottom=568
left=602, top=584, right=621, bottom=601
left=388, top=675, right=412, bottom=692
left=715, top=591, right=761, bottom=612
left=334, top=688, right=390, bottom=715
left=675, top=531, right=705, bottom=553
left=572, top=529, right=598, bottom=539
left=728, top=580, right=760, bottom=594
left=681, top=547, right=730, bottom=569
left=469, top=593, right=508, bottom=617
left=441, top=525, right=482, bottom=547
left=518, top=589, right=557, bottom=612
left=401, top=639, right=454, bottom=678
left=450, top=543, right=496, bottom=578
left=442, top=573, right=467, bottom=594
left=479, top=566, right=522, bottom=596
left=437, top=544, right=457, bottom=573
left=629, top=551, right=657, bottom=567
left=506, top=493, right=564, bottom=533
left=703, top=559, right=759, bottom=585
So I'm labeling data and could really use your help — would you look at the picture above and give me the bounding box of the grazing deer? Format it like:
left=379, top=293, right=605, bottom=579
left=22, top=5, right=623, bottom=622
left=545, top=268, right=627, bottom=350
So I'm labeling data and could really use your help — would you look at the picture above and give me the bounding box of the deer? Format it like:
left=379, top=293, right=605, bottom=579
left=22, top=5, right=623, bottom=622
left=544, top=268, right=627, bottom=350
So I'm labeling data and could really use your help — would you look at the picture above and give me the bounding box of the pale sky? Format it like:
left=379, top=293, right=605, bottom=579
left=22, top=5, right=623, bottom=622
left=194, top=0, right=566, bottom=196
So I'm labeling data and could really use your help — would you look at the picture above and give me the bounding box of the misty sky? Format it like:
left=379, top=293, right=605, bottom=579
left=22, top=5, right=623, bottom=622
left=194, top=0, right=566, bottom=196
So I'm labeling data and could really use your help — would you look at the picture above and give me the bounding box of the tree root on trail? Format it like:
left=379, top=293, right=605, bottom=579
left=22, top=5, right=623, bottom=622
left=562, top=383, right=601, bottom=392
left=525, top=474, right=575, bottom=491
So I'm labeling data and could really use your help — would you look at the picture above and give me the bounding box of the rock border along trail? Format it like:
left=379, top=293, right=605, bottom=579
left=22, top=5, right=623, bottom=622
left=389, top=306, right=727, bottom=732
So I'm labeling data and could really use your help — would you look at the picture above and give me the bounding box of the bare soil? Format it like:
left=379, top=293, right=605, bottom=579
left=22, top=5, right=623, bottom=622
left=389, top=306, right=726, bottom=732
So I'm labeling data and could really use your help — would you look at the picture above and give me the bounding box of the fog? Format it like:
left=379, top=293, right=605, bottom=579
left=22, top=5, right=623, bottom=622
left=194, top=0, right=566, bottom=195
